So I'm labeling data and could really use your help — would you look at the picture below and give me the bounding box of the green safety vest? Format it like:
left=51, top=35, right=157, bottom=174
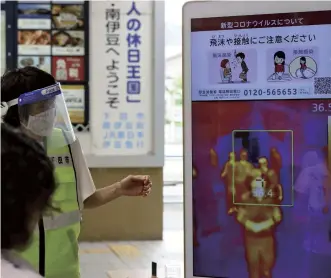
left=18, top=129, right=81, bottom=278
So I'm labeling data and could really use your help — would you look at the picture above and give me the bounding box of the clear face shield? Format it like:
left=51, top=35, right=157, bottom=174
left=15, top=83, right=76, bottom=148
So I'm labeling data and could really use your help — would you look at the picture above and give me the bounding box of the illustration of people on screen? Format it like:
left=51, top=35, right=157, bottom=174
left=236, top=169, right=282, bottom=278
left=220, top=59, right=233, bottom=83
left=290, top=56, right=317, bottom=79
left=299, top=57, right=308, bottom=77
left=236, top=52, right=249, bottom=82
left=268, top=51, right=292, bottom=82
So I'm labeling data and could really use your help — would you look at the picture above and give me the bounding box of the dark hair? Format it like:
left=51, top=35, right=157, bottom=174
left=300, top=57, right=306, bottom=63
left=274, top=51, right=286, bottom=65
left=1, top=123, right=56, bottom=250
left=220, top=59, right=229, bottom=68
left=236, top=52, right=245, bottom=60
left=1, top=67, right=56, bottom=127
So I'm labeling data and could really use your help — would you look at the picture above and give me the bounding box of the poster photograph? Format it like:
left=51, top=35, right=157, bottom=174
left=51, top=30, right=85, bottom=55
left=18, top=3, right=51, bottom=30
left=18, top=30, right=51, bottom=55
left=52, top=1, right=84, bottom=3
left=52, top=56, right=84, bottom=81
left=62, top=85, right=85, bottom=124
left=1, top=11, right=5, bottom=75
left=18, top=56, right=51, bottom=73
left=52, top=4, right=84, bottom=30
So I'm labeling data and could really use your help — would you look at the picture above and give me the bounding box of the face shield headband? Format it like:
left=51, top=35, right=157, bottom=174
left=4, top=83, right=76, bottom=145
left=6, top=83, right=62, bottom=108
left=18, top=83, right=62, bottom=107
left=9, top=83, right=62, bottom=137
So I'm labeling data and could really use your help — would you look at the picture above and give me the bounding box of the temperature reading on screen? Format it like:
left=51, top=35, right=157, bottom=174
left=311, top=102, right=331, bottom=113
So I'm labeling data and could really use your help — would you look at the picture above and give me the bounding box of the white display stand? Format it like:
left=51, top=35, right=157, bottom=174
left=183, top=1, right=331, bottom=277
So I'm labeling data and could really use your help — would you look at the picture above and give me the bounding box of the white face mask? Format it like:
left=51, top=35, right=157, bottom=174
left=26, top=108, right=56, bottom=137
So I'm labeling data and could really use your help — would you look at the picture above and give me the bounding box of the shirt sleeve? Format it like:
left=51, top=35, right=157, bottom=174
left=70, top=139, right=96, bottom=209
left=1, top=252, right=43, bottom=278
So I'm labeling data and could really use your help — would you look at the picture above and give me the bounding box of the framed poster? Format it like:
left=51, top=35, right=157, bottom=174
left=52, top=56, right=84, bottom=81
left=62, top=84, right=85, bottom=124
left=1, top=8, right=6, bottom=75
left=51, top=3, right=84, bottom=30
left=17, top=3, right=51, bottom=30
left=17, top=30, right=51, bottom=55
left=18, top=55, right=51, bottom=73
left=51, top=30, right=84, bottom=55
left=15, top=1, right=89, bottom=127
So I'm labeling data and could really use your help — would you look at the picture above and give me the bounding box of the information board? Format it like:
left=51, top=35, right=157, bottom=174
left=16, top=1, right=88, bottom=126
left=189, top=9, right=331, bottom=278
left=90, top=1, right=154, bottom=156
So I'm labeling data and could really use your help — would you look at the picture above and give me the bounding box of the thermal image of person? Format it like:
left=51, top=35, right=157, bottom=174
left=210, top=148, right=218, bottom=167
left=221, top=152, right=236, bottom=214
left=258, top=157, right=269, bottom=175
left=294, top=151, right=331, bottom=265
left=237, top=172, right=282, bottom=278
left=265, top=171, right=283, bottom=205
left=220, top=59, right=233, bottom=83
left=270, top=147, right=282, bottom=181
left=193, top=166, right=199, bottom=247
left=221, top=152, right=235, bottom=179
left=234, top=150, right=253, bottom=203
left=272, top=51, right=286, bottom=80
left=258, top=157, right=277, bottom=183
left=240, top=149, right=253, bottom=175
left=257, top=156, right=283, bottom=205
left=194, top=148, right=221, bottom=237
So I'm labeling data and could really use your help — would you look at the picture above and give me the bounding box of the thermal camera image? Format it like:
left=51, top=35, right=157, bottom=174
left=230, top=131, right=292, bottom=207
left=192, top=100, right=331, bottom=278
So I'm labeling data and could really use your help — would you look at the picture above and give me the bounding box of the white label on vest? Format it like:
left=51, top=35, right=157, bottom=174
left=49, top=154, right=73, bottom=167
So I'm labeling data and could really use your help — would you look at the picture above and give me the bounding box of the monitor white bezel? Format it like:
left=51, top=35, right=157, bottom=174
left=182, top=1, right=331, bottom=277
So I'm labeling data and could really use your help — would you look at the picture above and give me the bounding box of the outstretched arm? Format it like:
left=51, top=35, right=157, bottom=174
left=84, top=175, right=151, bottom=209
left=83, top=182, right=122, bottom=209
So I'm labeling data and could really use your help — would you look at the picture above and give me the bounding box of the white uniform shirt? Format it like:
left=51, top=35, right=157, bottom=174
left=46, top=138, right=96, bottom=209
left=70, top=139, right=96, bottom=208
left=1, top=250, right=41, bottom=278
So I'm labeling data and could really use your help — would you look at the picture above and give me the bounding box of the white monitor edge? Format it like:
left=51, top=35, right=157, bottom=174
left=182, top=1, right=331, bottom=278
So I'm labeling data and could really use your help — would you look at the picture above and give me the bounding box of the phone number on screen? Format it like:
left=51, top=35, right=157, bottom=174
left=243, top=88, right=299, bottom=97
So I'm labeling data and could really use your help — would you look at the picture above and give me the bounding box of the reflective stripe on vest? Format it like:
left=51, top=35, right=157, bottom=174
left=36, top=210, right=81, bottom=231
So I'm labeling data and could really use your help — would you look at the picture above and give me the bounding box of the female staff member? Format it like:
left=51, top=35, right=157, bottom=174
left=1, top=67, right=152, bottom=278
left=1, top=123, right=57, bottom=278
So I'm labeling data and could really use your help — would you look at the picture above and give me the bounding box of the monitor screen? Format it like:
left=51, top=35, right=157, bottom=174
left=191, top=10, right=331, bottom=278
